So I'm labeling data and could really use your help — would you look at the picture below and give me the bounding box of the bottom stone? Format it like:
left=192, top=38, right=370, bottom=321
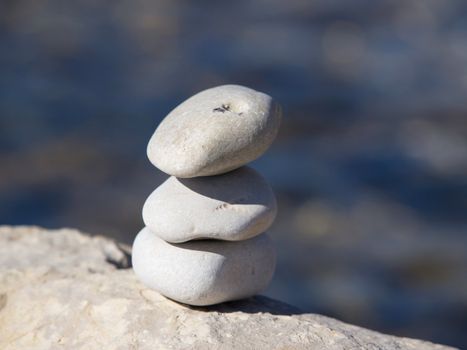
left=132, top=227, right=276, bottom=306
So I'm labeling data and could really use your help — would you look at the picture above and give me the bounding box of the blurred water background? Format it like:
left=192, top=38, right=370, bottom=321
left=1, top=0, right=467, bottom=347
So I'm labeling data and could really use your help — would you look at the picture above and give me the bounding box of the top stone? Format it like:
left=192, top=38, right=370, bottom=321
left=147, top=85, right=282, bottom=177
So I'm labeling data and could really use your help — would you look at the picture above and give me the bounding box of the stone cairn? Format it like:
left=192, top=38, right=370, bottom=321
left=132, top=85, right=282, bottom=306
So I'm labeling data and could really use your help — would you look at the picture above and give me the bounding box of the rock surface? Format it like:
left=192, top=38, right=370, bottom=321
left=0, top=226, right=456, bottom=350
left=147, top=85, right=282, bottom=177
left=132, top=227, right=276, bottom=306
left=142, top=167, right=277, bottom=242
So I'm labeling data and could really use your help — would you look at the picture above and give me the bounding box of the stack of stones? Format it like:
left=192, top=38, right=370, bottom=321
left=132, top=85, right=282, bottom=306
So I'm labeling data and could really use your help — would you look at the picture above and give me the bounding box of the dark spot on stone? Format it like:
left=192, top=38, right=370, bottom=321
left=213, top=104, right=231, bottom=113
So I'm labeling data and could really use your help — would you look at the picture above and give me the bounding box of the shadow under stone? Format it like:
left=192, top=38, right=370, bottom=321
left=187, top=295, right=305, bottom=316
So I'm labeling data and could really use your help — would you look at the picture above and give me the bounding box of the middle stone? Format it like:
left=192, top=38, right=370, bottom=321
left=143, top=166, right=277, bottom=243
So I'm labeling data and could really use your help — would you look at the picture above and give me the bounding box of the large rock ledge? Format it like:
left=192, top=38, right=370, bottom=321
left=0, top=226, right=456, bottom=350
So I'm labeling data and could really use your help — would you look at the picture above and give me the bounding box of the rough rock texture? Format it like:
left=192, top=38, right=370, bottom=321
left=0, top=226, right=456, bottom=350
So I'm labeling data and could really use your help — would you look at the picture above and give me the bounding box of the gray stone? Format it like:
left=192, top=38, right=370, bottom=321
left=147, top=85, right=282, bottom=177
left=0, top=226, right=456, bottom=350
left=142, top=166, right=277, bottom=242
left=132, top=227, right=276, bottom=306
